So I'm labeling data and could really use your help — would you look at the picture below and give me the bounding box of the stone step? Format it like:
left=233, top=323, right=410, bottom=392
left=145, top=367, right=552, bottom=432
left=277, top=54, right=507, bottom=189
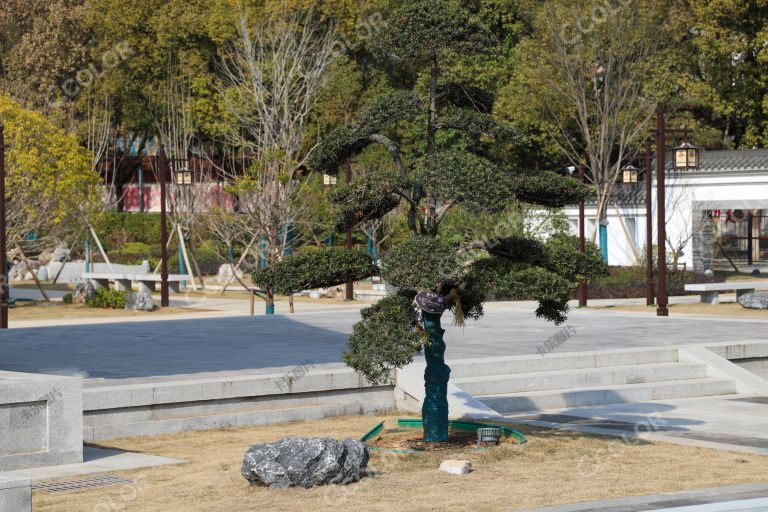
left=477, top=378, right=738, bottom=414
left=453, top=362, right=708, bottom=395
left=447, top=348, right=679, bottom=379
left=83, top=400, right=394, bottom=441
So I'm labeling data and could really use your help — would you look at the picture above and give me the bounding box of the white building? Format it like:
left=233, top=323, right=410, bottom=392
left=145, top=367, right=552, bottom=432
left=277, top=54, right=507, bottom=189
left=563, top=150, right=768, bottom=271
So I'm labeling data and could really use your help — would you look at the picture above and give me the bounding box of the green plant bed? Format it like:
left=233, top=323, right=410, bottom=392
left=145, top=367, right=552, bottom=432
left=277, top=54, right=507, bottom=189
left=360, top=418, right=526, bottom=454
left=397, top=418, right=527, bottom=444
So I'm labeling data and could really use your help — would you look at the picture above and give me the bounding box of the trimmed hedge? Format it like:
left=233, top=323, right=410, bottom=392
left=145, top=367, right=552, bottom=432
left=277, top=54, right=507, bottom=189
left=87, top=288, right=128, bottom=309
left=584, top=266, right=713, bottom=300
left=252, top=248, right=377, bottom=295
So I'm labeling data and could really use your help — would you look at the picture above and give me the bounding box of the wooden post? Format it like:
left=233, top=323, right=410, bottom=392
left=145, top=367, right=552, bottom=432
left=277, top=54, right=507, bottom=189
left=159, top=145, right=170, bottom=307
left=0, top=124, right=7, bottom=328
left=656, top=106, right=669, bottom=317
left=16, top=245, right=49, bottom=302
left=345, top=161, right=354, bottom=301
left=176, top=224, right=198, bottom=291
left=577, top=164, right=587, bottom=307
left=89, top=226, right=114, bottom=272
left=645, top=140, right=655, bottom=306
left=249, top=288, right=255, bottom=316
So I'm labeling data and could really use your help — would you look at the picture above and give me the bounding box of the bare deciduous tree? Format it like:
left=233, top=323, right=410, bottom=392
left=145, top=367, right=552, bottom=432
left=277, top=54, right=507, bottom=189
left=219, top=5, right=336, bottom=169
left=217, top=4, right=337, bottom=313
left=517, top=0, right=675, bottom=251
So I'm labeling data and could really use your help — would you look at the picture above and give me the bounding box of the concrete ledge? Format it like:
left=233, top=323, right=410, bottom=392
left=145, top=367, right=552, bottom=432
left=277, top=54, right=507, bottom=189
left=84, top=368, right=378, bottom=411
left=446, top=348, right=679, bottom=379
left=680, top=347, right=768, bottom=394
left=82, top=368, right=396, bottom=440
left=685, top=282, right=768, bottom=292
left=0, top=371, right=83, bottom=471
left=84, top=400, right=395, bottom=441
left=706, top=341, right=768, bottom=360
left=0, top=475, right=31, bottom=512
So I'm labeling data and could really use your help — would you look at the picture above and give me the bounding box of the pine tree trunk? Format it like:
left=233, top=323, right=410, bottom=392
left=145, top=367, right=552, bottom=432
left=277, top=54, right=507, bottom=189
left=421, top=311, right=450, bottom=443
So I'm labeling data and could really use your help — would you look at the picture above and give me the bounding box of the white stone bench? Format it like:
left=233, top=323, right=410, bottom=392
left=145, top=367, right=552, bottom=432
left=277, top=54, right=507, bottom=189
left=83, top=272, right=191, bottom=294
left=684, top=281, right=768, bottom=304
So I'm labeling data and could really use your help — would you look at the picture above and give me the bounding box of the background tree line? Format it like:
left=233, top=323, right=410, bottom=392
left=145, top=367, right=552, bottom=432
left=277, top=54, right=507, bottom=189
left=1, top=0, right=766, bottom=270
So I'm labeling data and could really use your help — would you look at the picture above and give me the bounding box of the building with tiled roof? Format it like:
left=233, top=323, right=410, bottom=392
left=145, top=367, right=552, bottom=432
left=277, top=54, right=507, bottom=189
left=563, top=149, right=768, bottom=271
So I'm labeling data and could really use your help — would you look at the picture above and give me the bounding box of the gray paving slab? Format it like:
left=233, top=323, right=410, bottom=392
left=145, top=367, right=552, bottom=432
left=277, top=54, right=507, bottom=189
left=0, top=447, right=184, bottom=481
left=504, top=394, right=768, bottom=455
left=1, top=301, right=767, bottom=379
left=514, top=483, right=768, bottom=512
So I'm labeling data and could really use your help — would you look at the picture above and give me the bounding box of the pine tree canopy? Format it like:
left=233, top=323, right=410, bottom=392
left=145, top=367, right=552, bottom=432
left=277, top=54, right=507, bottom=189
left=254, top=0, right=608, bottom=384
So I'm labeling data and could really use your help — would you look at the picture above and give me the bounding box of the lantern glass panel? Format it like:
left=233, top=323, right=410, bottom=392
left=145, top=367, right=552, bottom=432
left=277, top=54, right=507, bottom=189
left=687, top=149, right=697, bottom=168
left=675, top=149, right=688, bottom=169
left=177, top=171, right=192, bottom=185
left=623, top=169, right=638, bottom=183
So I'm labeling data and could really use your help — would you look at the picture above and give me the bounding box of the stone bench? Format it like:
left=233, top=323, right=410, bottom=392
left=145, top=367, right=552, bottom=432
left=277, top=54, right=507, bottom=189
left=684, top=281, right=768, bottom=304
left=83, top=272, right=191, bottom=294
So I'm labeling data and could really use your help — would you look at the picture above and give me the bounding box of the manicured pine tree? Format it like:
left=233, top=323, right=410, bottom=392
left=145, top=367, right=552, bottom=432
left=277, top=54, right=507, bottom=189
left=253, top=0, right=607, bottom=443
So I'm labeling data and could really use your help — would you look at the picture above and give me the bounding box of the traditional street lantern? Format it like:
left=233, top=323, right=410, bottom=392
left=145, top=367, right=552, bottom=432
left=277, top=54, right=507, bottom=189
left=176, top=168, right=193, bottom=185
left=621, top=163, right=641, bottom=183
left=673, top=142, right=701, bottom=170
left=323, top=173, right=337, bottom=186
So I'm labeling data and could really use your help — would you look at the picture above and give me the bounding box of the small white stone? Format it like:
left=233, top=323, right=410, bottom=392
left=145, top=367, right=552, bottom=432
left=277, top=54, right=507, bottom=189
left=439, top=459, right=473, bottom=475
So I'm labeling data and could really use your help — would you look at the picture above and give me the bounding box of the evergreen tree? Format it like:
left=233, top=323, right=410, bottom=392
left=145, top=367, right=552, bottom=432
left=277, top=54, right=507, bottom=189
left=253, top=0, right=606, bottom=443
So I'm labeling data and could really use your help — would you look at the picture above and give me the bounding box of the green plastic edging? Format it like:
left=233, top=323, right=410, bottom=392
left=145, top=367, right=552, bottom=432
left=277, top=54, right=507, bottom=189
left=368, top=447, right=421, bottom=454
left=360, top=421, right=385, bottom=443
left=397, top=418, right=527, bottom=445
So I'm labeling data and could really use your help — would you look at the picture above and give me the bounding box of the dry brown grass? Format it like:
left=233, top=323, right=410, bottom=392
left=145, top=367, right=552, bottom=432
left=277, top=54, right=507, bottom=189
left=11, top=281, right=74, bottom=291
left=9, top=302, right=211, bottom=321
left=597, top=302, right=768, bottom=318
left=33, top=413, right=768, bottom=512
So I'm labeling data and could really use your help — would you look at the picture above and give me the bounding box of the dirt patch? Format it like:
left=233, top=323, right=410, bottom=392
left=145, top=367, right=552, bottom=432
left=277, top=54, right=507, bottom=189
left=9, top=301, right=211, bottom=321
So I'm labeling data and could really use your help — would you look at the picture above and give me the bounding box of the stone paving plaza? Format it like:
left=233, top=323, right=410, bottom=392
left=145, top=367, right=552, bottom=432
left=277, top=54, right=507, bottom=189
left=2, top=300, right=766, bottom=379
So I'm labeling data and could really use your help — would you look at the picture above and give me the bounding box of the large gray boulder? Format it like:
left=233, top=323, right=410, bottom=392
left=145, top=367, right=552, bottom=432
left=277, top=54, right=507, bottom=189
left=72, top=281, right=97, bottom=304
left=125, top=291, right=155, bottom=311
left=738, top=292, right=768, bottom=310
left=241, top=437, right=369, bottom=489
